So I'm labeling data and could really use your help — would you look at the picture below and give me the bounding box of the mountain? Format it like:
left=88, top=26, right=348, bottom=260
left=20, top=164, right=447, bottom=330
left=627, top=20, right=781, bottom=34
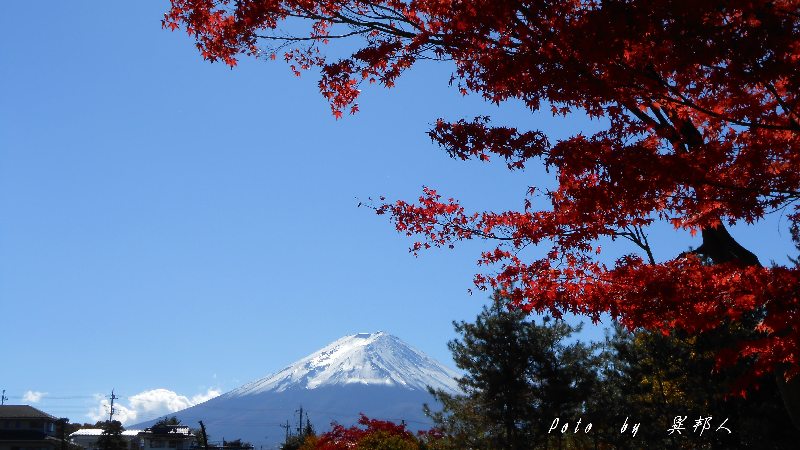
left=133, top=332, right=459, bottom=448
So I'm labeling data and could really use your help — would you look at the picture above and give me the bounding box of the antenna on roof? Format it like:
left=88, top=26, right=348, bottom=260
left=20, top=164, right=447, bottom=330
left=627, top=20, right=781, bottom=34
left=1, top=390, right=7, bottom=405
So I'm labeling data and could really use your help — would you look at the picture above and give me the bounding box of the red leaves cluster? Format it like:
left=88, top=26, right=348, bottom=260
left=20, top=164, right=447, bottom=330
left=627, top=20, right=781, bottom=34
left=429, top=117, right=549, bottom=169
left=381, top=187, right=800, bottom=379
left=313, top=414, right=437, bottom=449
left=377, top=187, right=476, bottom=253
left=602, top=259, right=800, bottom=381
left=165, top=0, right=430, bottom=117
left=165, top=0, right=800, bottom=382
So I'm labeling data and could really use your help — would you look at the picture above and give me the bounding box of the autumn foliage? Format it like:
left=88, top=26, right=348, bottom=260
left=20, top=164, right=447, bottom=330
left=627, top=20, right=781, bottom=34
left=164, top=0, right=800, bottom=396
left=304, top=414, right=441, bottom=450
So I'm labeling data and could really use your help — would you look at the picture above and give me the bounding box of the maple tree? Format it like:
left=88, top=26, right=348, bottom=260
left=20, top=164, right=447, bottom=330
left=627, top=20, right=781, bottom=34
left=309, top=414, right=442, bottom=449
left=164, top=0, right=800, bottom=426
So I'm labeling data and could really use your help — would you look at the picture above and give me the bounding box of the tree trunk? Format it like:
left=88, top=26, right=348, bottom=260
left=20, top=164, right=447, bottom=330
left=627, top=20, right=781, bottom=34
left=776, top=369, right=800, bottom=431
left=696, top=224, right=800, bottom=430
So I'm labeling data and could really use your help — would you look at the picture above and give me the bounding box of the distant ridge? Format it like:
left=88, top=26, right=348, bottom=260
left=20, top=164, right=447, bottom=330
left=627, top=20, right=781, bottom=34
left=133, top=332, right=459, bottom=447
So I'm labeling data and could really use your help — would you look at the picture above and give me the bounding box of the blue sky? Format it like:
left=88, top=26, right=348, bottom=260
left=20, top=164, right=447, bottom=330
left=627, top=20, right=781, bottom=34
left=1, top=2, right=795, bottom=425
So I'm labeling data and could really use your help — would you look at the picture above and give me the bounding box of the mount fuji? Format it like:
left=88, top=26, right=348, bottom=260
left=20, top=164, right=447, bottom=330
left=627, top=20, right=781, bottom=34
left=133, top=332, right=460, bottom=447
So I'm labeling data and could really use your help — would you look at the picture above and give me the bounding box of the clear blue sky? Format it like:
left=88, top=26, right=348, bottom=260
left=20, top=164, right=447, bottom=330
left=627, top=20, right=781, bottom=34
left=1, top=2, right=795, bottom=425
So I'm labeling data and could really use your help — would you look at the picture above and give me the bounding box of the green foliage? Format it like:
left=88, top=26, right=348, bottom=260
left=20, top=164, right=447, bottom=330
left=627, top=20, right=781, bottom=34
left=222, top=439, right=253, bottom=449
left=426, top=293, right=799, bottom=449
left=427, top=297, right=600, bottom=450
left=191, top=425, right=209, bottom=450
left=353, top=431, right=418, bottom=450
left=281, top=434, right=309, bottom=450
left=153, top=417, right=181, bottom=427
left=281, top=414, right=316, bottom=450
left=595, top=325, right=798, bottom=449
left=96, top=420, right=128, bottom=450
left=55, top=418, right=85, bottom=450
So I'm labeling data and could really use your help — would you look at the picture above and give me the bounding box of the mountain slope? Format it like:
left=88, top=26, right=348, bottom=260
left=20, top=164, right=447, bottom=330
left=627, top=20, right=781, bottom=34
left=226, top=331, right=459, bottom=396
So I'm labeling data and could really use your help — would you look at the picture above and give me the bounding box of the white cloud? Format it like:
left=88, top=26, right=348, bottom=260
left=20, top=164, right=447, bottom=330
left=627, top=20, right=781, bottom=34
left=87, top=389, right=221, bottom=425
left=190, top=389, right=221, bottom=405
left=87, top=394, right=138, bottom=424
left=22, top=391, right=47, bottom=403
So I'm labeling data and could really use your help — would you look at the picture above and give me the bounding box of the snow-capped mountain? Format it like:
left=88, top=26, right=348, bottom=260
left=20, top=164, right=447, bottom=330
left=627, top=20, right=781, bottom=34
left=133, top=332, right=459, bottom=448
left=226, top=332, right=459, bottom=395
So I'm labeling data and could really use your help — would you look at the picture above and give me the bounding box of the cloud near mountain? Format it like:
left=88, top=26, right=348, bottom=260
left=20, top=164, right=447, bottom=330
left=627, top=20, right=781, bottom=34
left=87, top=388, right=221, bottom=424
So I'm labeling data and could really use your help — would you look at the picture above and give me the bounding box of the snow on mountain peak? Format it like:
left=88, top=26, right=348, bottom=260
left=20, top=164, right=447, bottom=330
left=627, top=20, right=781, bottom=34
left=225, top=332, right=460, bottom=397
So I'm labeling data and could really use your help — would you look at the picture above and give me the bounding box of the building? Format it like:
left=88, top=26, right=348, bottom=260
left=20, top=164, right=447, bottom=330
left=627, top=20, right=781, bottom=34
left=68, top=429, right=142, bottom=450
left=136, top=425, right=194, bottom=450
left=0, top=405, right=62, bottom=450
left=70, top=424, right=196, bottom=450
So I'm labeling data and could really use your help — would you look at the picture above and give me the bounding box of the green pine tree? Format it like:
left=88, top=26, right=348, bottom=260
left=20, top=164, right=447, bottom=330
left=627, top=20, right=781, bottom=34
left=96, top=420, right=128, bottom=450
left=427, top=295, right=600, bottom=450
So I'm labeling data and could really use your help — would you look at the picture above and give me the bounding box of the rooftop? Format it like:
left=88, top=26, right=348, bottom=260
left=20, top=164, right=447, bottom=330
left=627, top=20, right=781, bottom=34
left=0, top=405, right=57, bottom=420
left=70, top=429, right=143, bottom=437
left=142, top=425, right=192, bottom=436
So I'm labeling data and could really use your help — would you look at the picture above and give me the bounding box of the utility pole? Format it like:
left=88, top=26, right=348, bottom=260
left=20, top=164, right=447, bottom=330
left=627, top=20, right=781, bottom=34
left=108, top=389, right=118, bottom=422
left=198, top=421, right=209, bottom=450
left=280, top=420, right=290, bottom=443
left=294, top=407, right=303, bottom=435
left=1, top=390, right=7, bottom=405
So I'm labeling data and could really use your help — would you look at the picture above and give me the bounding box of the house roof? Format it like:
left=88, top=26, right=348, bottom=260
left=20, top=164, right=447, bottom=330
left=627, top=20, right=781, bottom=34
left=70, top=429, right=143, bottom=437
left=140, top=425, right=192, bottom=437
left=144, top=424, right=190, bottom=431
left=0, top=405, right=57, bottom=420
